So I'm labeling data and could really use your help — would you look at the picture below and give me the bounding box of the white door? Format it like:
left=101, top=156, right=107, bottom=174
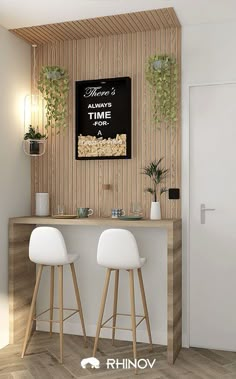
left=190, top=83, right=236, bottom=350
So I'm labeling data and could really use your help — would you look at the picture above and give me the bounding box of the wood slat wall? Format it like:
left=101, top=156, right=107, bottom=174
left=31, top=24, right=181, bottom=219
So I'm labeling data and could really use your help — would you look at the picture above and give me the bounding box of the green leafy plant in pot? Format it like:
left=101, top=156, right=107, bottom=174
left=24, top=125, right=46, bottom=155
left=38, top=66, right=69, bottom=134
left=146, top=54, right=178, bottom=127
left=142, top=158, right=169, bottom=219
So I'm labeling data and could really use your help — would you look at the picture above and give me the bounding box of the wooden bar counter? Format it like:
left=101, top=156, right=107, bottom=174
left=9, top=216, right=182, bottom=364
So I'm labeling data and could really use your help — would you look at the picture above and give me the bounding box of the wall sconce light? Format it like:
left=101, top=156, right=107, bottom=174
left=23, top=45, right=47, bottom=157
left=23, top=94, right=47, bottom=157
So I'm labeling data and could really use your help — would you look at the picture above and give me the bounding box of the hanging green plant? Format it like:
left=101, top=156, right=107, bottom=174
left=38, top=66, right=69, bottom=134
left=145, top=54, right=178, bottom=127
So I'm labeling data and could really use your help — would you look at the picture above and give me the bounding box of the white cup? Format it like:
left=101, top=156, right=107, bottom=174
left=35, top=193, right=49, bottom=216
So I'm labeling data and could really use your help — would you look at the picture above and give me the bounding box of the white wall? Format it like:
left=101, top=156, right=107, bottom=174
left=182, top=21, right=236, bottom=346
left=0, top=26, right=31, bottom=348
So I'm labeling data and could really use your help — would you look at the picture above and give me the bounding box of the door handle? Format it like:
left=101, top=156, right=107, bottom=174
left=200, top=203, right=216, bottom=224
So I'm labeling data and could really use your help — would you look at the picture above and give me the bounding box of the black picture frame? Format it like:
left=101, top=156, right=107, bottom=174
left=75, top=77, right=131, bottom=160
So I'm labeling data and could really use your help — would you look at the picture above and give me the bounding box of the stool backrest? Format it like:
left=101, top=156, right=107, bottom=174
left=29, top=226, right=68, bottom=265
left=97, top=229, right=141, bottom=269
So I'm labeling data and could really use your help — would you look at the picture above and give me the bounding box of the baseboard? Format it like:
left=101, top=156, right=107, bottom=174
left=36, top=321, right=167, bottom=346
left=182, top=333, right=189, bottom=348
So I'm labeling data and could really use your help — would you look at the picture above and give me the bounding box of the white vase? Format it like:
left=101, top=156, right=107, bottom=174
left=35, top=193, right=49, bottom=216
left=150, top=201, right=161, bottom=220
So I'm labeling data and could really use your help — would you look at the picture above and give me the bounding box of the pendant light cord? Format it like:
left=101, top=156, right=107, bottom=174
left=32, top=44, right=37, bottom=92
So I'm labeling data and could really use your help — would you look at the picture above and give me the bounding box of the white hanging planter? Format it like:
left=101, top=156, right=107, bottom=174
left=150, top=201, right=161, bottom=220
left=23, top=139, right=47, bottom=157
left=152, top=59, right=163, bottom=70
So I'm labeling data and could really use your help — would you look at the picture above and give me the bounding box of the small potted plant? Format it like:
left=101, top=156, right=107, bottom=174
left=142, top=158, right=168, bottom=219
left=23, top=125, right=47, bottom=156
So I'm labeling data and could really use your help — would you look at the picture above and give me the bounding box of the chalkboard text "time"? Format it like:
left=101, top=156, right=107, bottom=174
left=88, top=111, right=111, bottom=120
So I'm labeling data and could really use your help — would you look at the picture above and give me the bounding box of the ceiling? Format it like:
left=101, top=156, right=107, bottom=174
left=1, top=0, right=236, bottom=29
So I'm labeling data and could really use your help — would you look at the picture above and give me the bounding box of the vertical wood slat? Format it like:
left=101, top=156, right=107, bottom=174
left=31, top=26, right=181, bottom=219
left=176, top=27, right=182, bottom=219
left=165, top=27, right=171, bottom=218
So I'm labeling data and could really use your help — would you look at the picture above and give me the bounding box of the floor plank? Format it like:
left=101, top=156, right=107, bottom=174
left=0, top=332, right=236, bottom=378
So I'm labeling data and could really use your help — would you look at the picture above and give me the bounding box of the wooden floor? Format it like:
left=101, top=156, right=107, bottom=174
left=1, top=332, right=236, bottom=378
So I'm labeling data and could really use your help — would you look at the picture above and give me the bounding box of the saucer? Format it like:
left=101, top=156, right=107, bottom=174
left=118, top=215, right=143, bottom=220
left=52, top=215, right=77, bottom=219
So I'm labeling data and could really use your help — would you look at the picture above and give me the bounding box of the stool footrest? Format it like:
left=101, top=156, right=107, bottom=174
left=33, top=307, right=80, bottom=323
left=101, top=313, right=145, bottom=330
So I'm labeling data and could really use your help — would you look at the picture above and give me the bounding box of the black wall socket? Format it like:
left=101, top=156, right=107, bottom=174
left=168, top=188, right=180, bottom=200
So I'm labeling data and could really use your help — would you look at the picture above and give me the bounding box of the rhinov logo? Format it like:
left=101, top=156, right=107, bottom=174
left=81, top=357, right=100, bottom=369
left=106, top=358, right=156, bottom=370
left=81, top=357, right=157, bottom=370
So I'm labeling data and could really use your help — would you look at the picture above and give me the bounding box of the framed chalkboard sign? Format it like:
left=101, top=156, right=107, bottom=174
left=75, top=77, right=131, bottom=160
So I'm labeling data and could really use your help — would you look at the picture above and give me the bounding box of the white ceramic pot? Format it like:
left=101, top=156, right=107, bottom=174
left=150, top=201, right=161, bottom=220
left=35, top=192, right=49, bottom=216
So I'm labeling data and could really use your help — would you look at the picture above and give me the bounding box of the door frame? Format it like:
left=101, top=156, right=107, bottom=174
left=183, top=80, right=236, bottom=348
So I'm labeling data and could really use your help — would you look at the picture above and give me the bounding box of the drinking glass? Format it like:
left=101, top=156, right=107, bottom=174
left=130, top=202, right=143, bottom=216
left=57, top=205, right=64, bottom=215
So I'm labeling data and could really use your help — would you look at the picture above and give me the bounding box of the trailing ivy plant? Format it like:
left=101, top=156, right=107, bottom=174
left=38, top=66, right=69, bottom=134
left=146, top=54, right=178, bottom=127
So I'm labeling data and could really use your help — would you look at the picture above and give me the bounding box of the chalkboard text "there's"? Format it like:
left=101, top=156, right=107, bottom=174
left=84, top=86, right=116, bottom=98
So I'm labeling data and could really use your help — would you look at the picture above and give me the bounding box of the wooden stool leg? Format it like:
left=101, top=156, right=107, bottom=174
left=129, top=269, right=137, bottom=374
left=21, top=264, right=44, bottom=358
left=138, top=268, right=153, bottom=351
left=58, top=265, right=63, bottom=364
left=112, top=270, right=119, bottom=345
left=50, top=266, right=54, bottom=336
left=70, top=263, right=87, bottom=346
left=93, top=268, right=111, bottom=356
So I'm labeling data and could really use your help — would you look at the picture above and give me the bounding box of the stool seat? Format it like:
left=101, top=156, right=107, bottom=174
left=139, top=257, right=146, bottom=268
left=66, top=253, right=80, bottom=265
left=99, top=256, right=147, bottom=270
left=97, top=228, right=147, bottom=269
left=29, top=227, right=80, bottom=266
left=31, top=253, right=80, bottom=266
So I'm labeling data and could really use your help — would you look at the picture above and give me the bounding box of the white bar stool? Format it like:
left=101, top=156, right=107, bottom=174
left=93, top=229, right=153, bottom=366
left=21, top=226, right=87, bottom=363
